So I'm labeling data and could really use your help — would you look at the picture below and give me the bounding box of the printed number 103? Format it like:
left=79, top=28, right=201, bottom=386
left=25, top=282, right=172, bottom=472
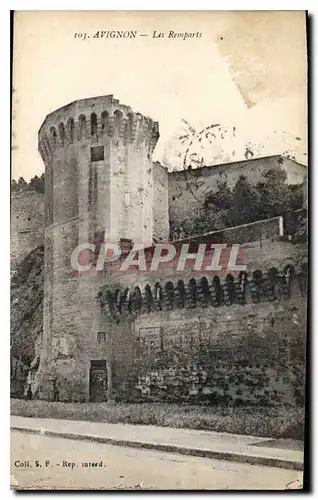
left=74, top=33, right=88, bottom=40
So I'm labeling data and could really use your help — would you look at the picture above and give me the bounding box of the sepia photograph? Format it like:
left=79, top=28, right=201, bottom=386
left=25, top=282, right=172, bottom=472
left=10, top=10, right=308, bottom=491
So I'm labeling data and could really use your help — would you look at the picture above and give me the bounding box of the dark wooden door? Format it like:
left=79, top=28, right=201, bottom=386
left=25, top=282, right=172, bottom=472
left=89, top=360, right=107, bottom=402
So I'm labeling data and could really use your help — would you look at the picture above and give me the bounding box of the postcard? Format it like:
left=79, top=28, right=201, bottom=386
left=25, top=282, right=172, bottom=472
left=11, top=10, right=307, bottom=491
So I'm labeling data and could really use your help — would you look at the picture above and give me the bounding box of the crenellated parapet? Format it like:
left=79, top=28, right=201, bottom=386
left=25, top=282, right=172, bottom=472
left=98, top=264, right=307, bottom=322
left=38, top=94, right=160, bottom=162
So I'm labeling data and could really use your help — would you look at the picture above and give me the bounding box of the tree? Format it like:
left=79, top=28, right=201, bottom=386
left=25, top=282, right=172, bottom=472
left=255, top=169, right=288, bottom=219
left=29, top=174, right=45, bottom=194
left=227, top=175, right=260, bottom=226
left=176, top=169, right=305, bottom=238
left=11, top=179, right=19, bottom=192
left=205, top=180, right=233, bottom=211
left=18, top=177, right=27, bottom=187
left=11, top=173, right=45, bottom=194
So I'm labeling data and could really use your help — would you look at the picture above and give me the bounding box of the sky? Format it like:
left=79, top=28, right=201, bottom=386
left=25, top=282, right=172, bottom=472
left=12, top=10, right=307, bottom=180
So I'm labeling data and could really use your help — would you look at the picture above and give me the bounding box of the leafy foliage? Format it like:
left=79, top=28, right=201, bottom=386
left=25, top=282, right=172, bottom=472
left=180, top=169, right=304, bottom=237
left=11, top=174, right=45, bottom=194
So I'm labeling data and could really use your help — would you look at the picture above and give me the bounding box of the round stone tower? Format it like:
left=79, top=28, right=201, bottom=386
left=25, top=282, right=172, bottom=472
left=37, top=95, right=159, bottom=401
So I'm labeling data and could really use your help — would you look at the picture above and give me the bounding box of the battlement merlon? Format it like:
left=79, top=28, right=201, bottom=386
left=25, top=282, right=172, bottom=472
left=38, top=95, right=160, bottom=161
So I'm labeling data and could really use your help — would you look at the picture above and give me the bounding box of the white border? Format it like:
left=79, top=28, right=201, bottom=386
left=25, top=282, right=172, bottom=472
left=5, top=1, right=315, bottom=9
left=1, top=3, right=316, bottom=498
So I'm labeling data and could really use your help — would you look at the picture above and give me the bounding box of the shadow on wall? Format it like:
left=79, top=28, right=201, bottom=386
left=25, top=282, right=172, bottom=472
left=100, top=264, right=307, bottom=322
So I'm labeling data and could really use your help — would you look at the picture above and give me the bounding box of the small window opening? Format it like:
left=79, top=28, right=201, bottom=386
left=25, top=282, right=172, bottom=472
left=91, top=146, right=104, bottom=162
left=97, top=331, right=106, bottom=343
